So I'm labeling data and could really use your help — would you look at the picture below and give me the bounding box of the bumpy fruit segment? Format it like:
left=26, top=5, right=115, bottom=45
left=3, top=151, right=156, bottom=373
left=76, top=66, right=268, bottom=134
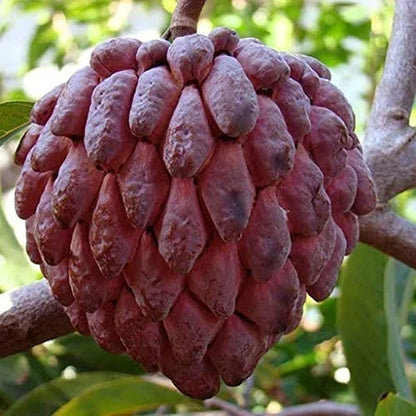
left=124, top=231, right=184, bottom=321
left=90, top=174, right=141, bottom=279
left=15, top=28, right=376, bottom=400
left=118, top=141, right=170, bottom=229
left=163, top=85, right=214, bottom=178
left=30, top=120, right=71, bottom=173
left=85, top=70, right=137, bottom=171
left=243, top=95, right=295, bottom=187
left=129, top=66, right=181, bottom=142
left=202, top=54, right=259, bottom=137
left=200, top=142, right=255, bottom=243
left=50, top=67, right=99, bottom=138
left=158, top=178, right=207, bottom=274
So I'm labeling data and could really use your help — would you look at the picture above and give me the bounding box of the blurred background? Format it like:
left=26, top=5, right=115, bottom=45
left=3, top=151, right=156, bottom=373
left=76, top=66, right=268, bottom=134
left=1, top=1, right=416, bottom=415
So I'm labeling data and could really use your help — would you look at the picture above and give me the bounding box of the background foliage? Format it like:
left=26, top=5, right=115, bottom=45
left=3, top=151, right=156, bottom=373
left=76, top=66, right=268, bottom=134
left=1, top=1, right=416, bottom=415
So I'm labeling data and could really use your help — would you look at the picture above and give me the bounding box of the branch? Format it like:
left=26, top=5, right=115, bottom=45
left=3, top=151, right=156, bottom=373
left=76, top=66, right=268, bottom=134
left=0, top=279, right=73, bottom=357
left=360, top=204, right=416, bottom=269
left=276, top=401, right=360, bottom=416
left=365, top=0, right=416, bottom=147
left=204, top=397, right=360, bottom=416
left=205, top=397, right=254, bottom=416
left=163, top=0, right=207, bottom=40
left=359, top=0, right=416, bottom=263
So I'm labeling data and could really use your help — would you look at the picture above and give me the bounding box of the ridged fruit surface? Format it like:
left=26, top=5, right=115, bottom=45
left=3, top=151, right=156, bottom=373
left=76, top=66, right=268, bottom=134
left=15, top=27, right=376, bottom=399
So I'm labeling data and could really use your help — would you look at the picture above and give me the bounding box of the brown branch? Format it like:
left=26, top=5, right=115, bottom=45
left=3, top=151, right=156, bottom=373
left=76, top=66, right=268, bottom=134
left=360, top=205, right=416, bottom=269
left=205, top=397, right=254, bottom=416
left=0, top=279, right=73, bottom=357
left=359, top=0, right=416, bottom=264
left=163, top=0, right=207, bottom=40
left=276, top=401, right=360, bottom=416
left=364, top=126, right=416, bottom=203
left=365, top=0, right=416, bottom=146
left=364, top=0, right=416, bottom=200
left=205, top=397, right=360, bottom=416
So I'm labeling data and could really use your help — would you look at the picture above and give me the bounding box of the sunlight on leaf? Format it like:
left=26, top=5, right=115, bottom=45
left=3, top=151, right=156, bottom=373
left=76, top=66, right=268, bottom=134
left=0, top=101, right=33, bottom=147
left=375, top=392, right=416, bottom=416
left=338, top=244, right=412, bottom=416
left=4, top=372, right=128, bottom=416
left=53, top=376, right=199, bottom=416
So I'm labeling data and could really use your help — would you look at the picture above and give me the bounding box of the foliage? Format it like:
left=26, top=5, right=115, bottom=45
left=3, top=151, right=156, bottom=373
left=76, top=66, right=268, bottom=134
left=0, top=101, right=33, bottom=146
left=375, top=393, right=416, bottom=416
left=1, top=0, right=416, bottom=415
left=339, top=244, right=414, bottom=416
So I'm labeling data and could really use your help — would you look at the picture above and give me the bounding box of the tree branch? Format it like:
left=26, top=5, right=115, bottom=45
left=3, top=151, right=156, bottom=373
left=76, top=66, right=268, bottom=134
left=365, top=0, right=416, bottom=147
left=364, top=0, right=416, bottom=201
left=205, top=397, right=254, bottom=416
left=359, top=0, right=416, bottom=263
left=163, top=0, right=207, bottom=40
left=205, top=397, right=360, bottom=416
left=360, top=204, right=416, bottom=269
left=0, top=279, right=73, bottom=357
left=276, top=401, right=360, bottom=416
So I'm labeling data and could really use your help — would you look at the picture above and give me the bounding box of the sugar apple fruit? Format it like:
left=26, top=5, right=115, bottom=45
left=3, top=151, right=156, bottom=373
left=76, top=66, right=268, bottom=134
left=14, top=27, right=376, bottom=399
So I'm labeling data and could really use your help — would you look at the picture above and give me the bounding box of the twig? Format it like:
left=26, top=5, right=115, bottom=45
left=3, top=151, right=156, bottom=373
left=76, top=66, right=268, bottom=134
left=360, top=0, right=416, bottom=264
left=204, top=397, right=360, bottom=416
left=204, top=397, right=254, bottom=416
left=275, top=401, right=360, bottom=416
left=0, top=279, right=73, bottom=357
left=242, top=375, right=254, bottom=408
left=163, top=0, right=207, bottom=40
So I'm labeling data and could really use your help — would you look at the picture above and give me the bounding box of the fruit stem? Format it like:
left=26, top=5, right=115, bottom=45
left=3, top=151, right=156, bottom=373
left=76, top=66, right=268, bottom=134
left=162, top=0, right=207, bottom=41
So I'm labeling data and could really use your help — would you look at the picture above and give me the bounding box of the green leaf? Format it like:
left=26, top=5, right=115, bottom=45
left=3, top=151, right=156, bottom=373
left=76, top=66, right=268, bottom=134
left=384, top=259, right=414, bottom=399
left=28, top=20, right=57, bottom=69
left=53, top=376, right=198, bottom=416
left=54, top=334, right=145, bottom=374
left=0, top=193, right=37, bottom=291
left=388, top=260, right=416, bottom=327
left=375, top=393, right=416, bottom=416
left=0, top=101, right=33, bottom=147
left=4, top=372, right=127, bottom=416
left=338, top=244, right=412, bottom=416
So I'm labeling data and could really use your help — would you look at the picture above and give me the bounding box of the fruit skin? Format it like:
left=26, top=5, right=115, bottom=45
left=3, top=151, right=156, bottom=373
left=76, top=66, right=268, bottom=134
left=14, top=27, right=377, bottom=400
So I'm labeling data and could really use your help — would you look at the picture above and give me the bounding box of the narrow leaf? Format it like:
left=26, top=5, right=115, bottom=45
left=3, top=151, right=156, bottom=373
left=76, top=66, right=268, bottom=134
left=53, top=376, right=198, bottom=416
left=384, top=259, right=413, bottom=400
left=388, top=259, right=416, bottom=327
left=0, top=101, right=33, bottom=146
left=4, top=372, right=127, bottom=416
left=375, top=393, right=416, bottom=416
left=338, top=244, right=411, bottom=416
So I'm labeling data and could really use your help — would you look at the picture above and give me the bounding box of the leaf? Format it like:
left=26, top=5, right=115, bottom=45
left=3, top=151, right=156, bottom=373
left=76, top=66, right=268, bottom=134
left=384, top=259, right=414, bottom=399
left=54, top=334, right=145, bottom=374
left=28, top=20, right=57, bottom=69
left=375, top=393, right=416, bottom=416
left=0, top=355, right=30, bottom=406
left=4, top=372, right=127, bottom=416
left=388, top=259, right=416, bottom=327
left=0, top=101, right=33, bottom=147
left=338, top=244, right=412, bottom=416
left=0, top=193, right=38, bottom=291
left=53, top=376, right=198, bottom=416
